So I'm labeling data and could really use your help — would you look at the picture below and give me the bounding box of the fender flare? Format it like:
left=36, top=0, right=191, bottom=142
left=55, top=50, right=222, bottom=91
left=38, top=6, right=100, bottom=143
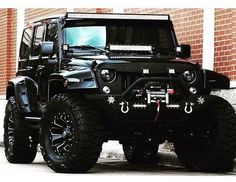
left=6, top=76, right=38, bottom=113
left=48, top=68, right=98, bottom=98
left=202, top=69, right=230, bottom=90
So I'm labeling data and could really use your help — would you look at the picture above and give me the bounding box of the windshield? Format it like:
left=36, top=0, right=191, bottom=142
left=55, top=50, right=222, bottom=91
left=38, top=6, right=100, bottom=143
left=63, top=20, right=175, bottom=55
left=64, top=26, right=106, bottom=47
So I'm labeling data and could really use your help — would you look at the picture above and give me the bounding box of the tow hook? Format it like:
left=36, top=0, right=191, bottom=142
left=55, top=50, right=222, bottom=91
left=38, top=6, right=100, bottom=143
left=119, top=101, right=129, bottom=114
left=184, top=102, right=194, bottom=114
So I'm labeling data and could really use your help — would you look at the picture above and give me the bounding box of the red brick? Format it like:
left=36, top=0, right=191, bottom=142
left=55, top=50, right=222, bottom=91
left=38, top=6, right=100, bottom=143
left=0, top=8, right=16, bottom=95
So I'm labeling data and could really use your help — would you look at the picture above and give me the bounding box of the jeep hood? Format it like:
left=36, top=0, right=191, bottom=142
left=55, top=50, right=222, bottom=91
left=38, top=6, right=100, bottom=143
left=67, top=55, right=198, bottom=67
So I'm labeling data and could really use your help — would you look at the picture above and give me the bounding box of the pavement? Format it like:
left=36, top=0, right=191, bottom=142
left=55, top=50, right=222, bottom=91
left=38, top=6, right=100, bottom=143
left=0, top=141, right=236, bottom=174
left=0, top=146, right=235, bottom=182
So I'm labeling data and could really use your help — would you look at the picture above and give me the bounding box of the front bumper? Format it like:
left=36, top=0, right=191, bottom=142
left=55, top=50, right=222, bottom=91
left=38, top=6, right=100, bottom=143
left=90, top=74, right=217, bottom=121
left=87, top=93, right=215, bottom=122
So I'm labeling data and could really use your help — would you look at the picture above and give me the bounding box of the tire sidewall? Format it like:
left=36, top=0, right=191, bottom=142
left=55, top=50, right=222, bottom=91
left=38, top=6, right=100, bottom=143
left=4, top=97, right=15, bottom=161
left=41, top=94, right=104, bottom=172
left=4, top=96, right=38, bottom=163
left=174, top=97, right=236, bottom=171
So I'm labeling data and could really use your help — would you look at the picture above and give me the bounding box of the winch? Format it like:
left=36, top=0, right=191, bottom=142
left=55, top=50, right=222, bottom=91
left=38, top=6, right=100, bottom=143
left=119, top=82, right=184, bottom=115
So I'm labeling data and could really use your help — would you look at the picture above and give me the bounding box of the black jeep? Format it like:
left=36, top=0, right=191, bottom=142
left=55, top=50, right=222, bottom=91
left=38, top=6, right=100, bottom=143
left=3, top=12, right=236, bottom=173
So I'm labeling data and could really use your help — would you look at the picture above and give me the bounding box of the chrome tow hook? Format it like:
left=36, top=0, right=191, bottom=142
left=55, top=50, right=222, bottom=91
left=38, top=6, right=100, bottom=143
left=184, top=102, right=194, bottom=114
left=119, top=101, right=129, bottom=114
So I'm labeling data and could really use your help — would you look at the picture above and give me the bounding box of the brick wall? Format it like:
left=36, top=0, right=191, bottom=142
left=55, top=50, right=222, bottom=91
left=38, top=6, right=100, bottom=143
left=124, top=8, right=203, bottom=64
left=74, top=8, right=113, bottom=13
left=25, top=8, right=67, bottom=23
left=215, top=9, right=236, bottom=80
left=0, top=9, right=17, bottom=95
left=25, top=8, right=113, bottom=24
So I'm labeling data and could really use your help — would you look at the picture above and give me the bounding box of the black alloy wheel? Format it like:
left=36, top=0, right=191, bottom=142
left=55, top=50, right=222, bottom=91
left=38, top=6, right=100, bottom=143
left=49, top=112, right=74, bottom=156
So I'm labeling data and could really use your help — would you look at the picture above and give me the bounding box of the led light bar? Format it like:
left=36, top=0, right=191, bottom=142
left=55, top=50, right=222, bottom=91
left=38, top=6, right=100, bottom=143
left=66, top=13, right=170, bottom=21
left=109, top=45, right=152, bottom=52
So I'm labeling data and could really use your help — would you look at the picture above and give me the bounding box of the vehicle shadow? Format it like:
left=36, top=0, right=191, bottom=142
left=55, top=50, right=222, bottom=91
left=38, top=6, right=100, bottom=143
left=30, top=153, right=235, bottom=175
left=90, top=159, right=234, bottom=176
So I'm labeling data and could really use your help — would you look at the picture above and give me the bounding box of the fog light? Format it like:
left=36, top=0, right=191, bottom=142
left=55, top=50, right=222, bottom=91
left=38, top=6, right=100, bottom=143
left=100, top=69, right=116, bottom=82
left=182, top=70, right=197, bottom=84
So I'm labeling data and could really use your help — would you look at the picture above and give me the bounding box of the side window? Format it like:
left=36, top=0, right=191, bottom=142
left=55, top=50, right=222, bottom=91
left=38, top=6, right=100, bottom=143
left=32, top=25, right=44, bottom=56
left=19, top=27, right=33, bottom=59
left=46, top=23, right=58, bottom=55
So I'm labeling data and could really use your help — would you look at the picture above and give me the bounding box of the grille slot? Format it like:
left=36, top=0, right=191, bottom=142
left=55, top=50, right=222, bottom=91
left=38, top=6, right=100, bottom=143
left=121, top=73, right=170, bottom=92
left=121, top=73, right=142, bottom=91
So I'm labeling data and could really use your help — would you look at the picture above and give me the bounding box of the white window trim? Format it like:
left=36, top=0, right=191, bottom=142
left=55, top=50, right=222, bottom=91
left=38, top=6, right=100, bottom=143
left=16, top=8, right=25, bottom=71
left=230, top=81, right=236, bottom=88
left=202, top=8, right=215, bottom=71
left=0, top=95, right=6, bottom=100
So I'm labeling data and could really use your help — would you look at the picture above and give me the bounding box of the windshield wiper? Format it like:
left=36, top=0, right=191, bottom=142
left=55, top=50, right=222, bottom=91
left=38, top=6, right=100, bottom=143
left=69, top=45, right=109, bottom=54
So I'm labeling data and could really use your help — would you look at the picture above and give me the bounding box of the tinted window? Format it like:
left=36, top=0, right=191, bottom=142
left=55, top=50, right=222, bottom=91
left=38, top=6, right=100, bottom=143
left=19, top=28, right=33, bottom=59
left=46, top=23, right=58, bottom=55
left=107, top=26, right=174, bottom=50
left=32, top=25, right=44, bottom=56
left=63, top=20, right=176, bottom=56
left=158, top=29, right=173, bottom=49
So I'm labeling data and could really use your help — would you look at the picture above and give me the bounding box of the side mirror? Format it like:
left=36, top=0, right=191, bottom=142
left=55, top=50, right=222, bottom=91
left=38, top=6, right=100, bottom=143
left=176, top=44, right=191, bottom=59
left=39, top=41, right=54, bottom=57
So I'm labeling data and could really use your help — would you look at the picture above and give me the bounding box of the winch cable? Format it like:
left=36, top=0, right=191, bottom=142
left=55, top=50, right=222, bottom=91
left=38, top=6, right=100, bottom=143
left=154, top=100, right=161, bottom=121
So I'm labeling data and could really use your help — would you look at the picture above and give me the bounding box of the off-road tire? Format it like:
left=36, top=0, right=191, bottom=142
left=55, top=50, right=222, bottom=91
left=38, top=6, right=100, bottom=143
left=4, top=96, right=39, bottom=163
left=123, top=143, right=159, bottom=164
left=40, top=94, right=104, bottom=173
left=174, top=96, right=236, bottom=172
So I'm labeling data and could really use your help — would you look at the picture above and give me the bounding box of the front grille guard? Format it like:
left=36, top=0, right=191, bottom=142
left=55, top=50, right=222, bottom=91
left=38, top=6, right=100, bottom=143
left=121, top=77, right=187, bottom=98
left=103, top=76, right=206, bottom=116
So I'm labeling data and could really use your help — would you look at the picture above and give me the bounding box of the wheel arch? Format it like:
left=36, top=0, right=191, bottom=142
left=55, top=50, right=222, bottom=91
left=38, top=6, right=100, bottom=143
left=202, top=69, right=230, bottom=92
left=6, top=76, right=38, bottom=113
left=6, top=82, right=15, bottom=100
left=48, top=69, right=98, bottom=99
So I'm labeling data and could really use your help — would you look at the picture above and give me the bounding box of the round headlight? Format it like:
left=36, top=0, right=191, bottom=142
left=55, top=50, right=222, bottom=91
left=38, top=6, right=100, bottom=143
left=100, top=69, right=116, bottom=82
left=182, top=70, right=197, bottom=83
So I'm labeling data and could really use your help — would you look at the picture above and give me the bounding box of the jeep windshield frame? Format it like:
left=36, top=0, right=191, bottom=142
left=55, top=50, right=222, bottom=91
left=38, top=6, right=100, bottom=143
left=61, top=14, right=178, bottom=58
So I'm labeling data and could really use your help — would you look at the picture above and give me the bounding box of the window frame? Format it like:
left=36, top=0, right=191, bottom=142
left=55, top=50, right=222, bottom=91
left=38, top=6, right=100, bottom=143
left=19, top=26, right=33, bottom=60
left=31, top=24, right=46, bottom=57
left=45, top=22, right=59, bottom=57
